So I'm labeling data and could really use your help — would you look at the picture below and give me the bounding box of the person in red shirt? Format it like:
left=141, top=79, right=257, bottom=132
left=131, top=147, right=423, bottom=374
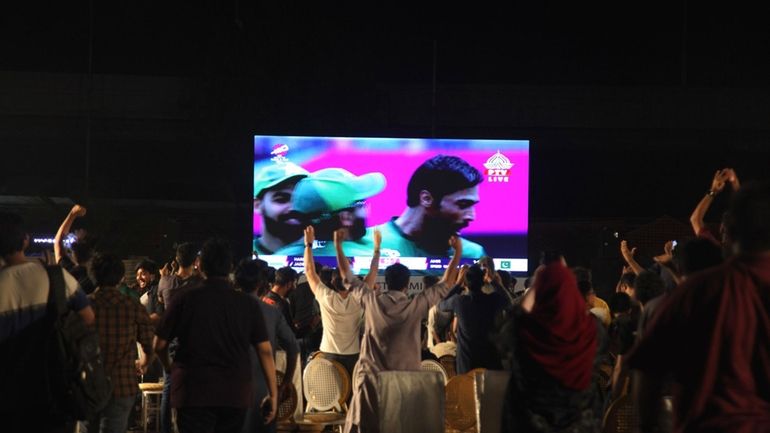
left=629, top=181, right=770, bottom=433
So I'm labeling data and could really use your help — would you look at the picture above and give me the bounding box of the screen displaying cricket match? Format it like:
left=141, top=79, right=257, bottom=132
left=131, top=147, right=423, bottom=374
left=253, top=136, right=529, bottom=273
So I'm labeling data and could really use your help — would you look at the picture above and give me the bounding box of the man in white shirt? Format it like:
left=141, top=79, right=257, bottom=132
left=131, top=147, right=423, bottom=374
left=301, top=225, right=380, bottom=377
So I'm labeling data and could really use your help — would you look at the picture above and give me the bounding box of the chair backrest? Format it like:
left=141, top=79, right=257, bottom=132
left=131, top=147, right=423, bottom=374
left=602, top=393, right=637, bottom=433
left=276, top=371, right=298, bottom=422
left=377, top=371, right=445, bottom=433
left=445, top=374, right=476, bottom=432
left=438, top=355, right=457, bottom=379
left=303, top=357, right=348, bottom=412
left=420, top=359, right=448, bottom=385
left=473, top=370, right=510, bottom=433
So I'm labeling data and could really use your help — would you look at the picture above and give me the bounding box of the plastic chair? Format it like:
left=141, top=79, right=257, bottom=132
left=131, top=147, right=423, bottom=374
left=473, top=370, right=510, bottom=433
left=377, top=371, right=445, bottom=433
left=439, top=355, right=457, bottom=379
left=602, top=393, right=636, bottom=433
left=302, top=357, right=350, bottom=414
left=445, top=374, right=476, bottom=432
left=420, top=359, right=449, bottom=384
left=277, top=371, right=299, bottom=422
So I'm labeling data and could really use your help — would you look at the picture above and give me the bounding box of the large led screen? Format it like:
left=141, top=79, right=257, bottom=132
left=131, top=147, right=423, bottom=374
left=253, top=136, right=529, bottom=273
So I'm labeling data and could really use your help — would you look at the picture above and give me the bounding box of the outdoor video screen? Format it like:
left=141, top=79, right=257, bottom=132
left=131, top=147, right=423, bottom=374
left=253, top=136, right=529, bottom=273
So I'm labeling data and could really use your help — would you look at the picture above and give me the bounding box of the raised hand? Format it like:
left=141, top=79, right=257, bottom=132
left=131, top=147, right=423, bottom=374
left=304, top=225, right=315, bottom=246
left=456, top=264, right=470, bottom=285
left=160, top=262, right=172, bottom=277
left=448, top=235, right=462, bottom=256
left=373, top=228, right=382, bottom=251
left=333, top=228, right=346, bottom=245
left=723, top=168, right=740, bottom=191
left=71, top=204, right=87, bottom=218
left=653, top=240, right=674, bottom=264
left=620, top=240, right=636, bottom=261
left=710, top=169, right=728, bottom=194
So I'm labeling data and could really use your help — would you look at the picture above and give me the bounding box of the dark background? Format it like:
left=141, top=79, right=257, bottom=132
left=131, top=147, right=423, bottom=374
left=2, top=2, right=769, bottom=292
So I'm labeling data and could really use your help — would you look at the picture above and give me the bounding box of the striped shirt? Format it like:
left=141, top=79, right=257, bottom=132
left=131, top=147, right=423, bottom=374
left=0, top=261, right=87, bottom=342
left=90, top=287, right=154, bottom=397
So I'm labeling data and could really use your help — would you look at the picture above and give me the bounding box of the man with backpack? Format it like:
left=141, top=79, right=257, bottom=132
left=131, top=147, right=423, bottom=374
left=0, top=212, right=96, bottom=433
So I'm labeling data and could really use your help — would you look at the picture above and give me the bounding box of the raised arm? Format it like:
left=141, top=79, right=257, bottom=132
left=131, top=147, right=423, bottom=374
left=333, top=229, right=355, bottom=284
left=363, top=229, right=381, bottom=289
left=690, top=169, right=727, bottom=236
left=440, top=236, right=462, bottom=286
left=422, top=236, right=464, bottom=308
left=303, top=226, right=321, bottom=294
left=54, top=204, right=86, bottom=264
left=620, top=240, right=644, bottom=276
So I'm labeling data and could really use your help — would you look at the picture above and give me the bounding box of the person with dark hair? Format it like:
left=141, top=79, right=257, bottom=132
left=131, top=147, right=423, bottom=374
left=159, top=242, right=203, bottom=309
left=135, top=259, right=162, bottom=325
left=634, top=271, right=665, bottom=306
left=154, top=237, right=278, bottom=433
left=629, top=181, right=770, bottom=433
left=572, top=266, right=611, bottom=327
left=672, top=237, right=723, bottom=279
left=83, top=253, right=155, bottom=433
left=499, top=260, right=600, bottom=433
left=426, top=273, right=455, bottom=353
left=339, top=229, right=462, bottom=433
left=262, top=266, right=298, bottom=328
left=53, top=204, right=97, bottom=295
left=234, top=259, right=299, bottom=433
left=302, top=226, right=379, bottom=379
left=615, top=271, right=637, bottom=299
left=0, top=212, right=94, bottom=433
left=438, top=264, right=510, bottom=374
left=156, top=243, right=204, bottom=433
left=253, top=162, right=310, bottom=255
left=287, top=260, right=324, bottom=368
left=369, top=155, right=486, bottom=258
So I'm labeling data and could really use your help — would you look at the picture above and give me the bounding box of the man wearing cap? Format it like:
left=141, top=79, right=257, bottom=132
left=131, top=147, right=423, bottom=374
left=253, top=162, right=309, bottom=255
left=273, top=168, right=386, bottom=257
left=365, top=155, right=487, bottom=259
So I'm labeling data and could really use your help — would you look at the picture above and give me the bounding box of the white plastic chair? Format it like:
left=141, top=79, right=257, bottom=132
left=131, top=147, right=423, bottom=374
left=302, top=357, right=350, bottom=413
left=420, top=359, right=449, bottom=385
left=377, top=371, right=445, bottom=433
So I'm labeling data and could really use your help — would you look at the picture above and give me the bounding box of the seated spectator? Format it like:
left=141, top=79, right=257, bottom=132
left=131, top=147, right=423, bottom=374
left=629, top=181, right=770, bottom=433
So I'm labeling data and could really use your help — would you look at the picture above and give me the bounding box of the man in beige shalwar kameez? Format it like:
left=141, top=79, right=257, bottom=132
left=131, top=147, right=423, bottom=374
left=334, top=230, right=462, bottom=433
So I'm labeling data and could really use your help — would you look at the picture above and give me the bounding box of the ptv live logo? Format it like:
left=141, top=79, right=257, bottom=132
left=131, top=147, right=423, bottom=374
left=483, top=151, right=514, bottom=183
